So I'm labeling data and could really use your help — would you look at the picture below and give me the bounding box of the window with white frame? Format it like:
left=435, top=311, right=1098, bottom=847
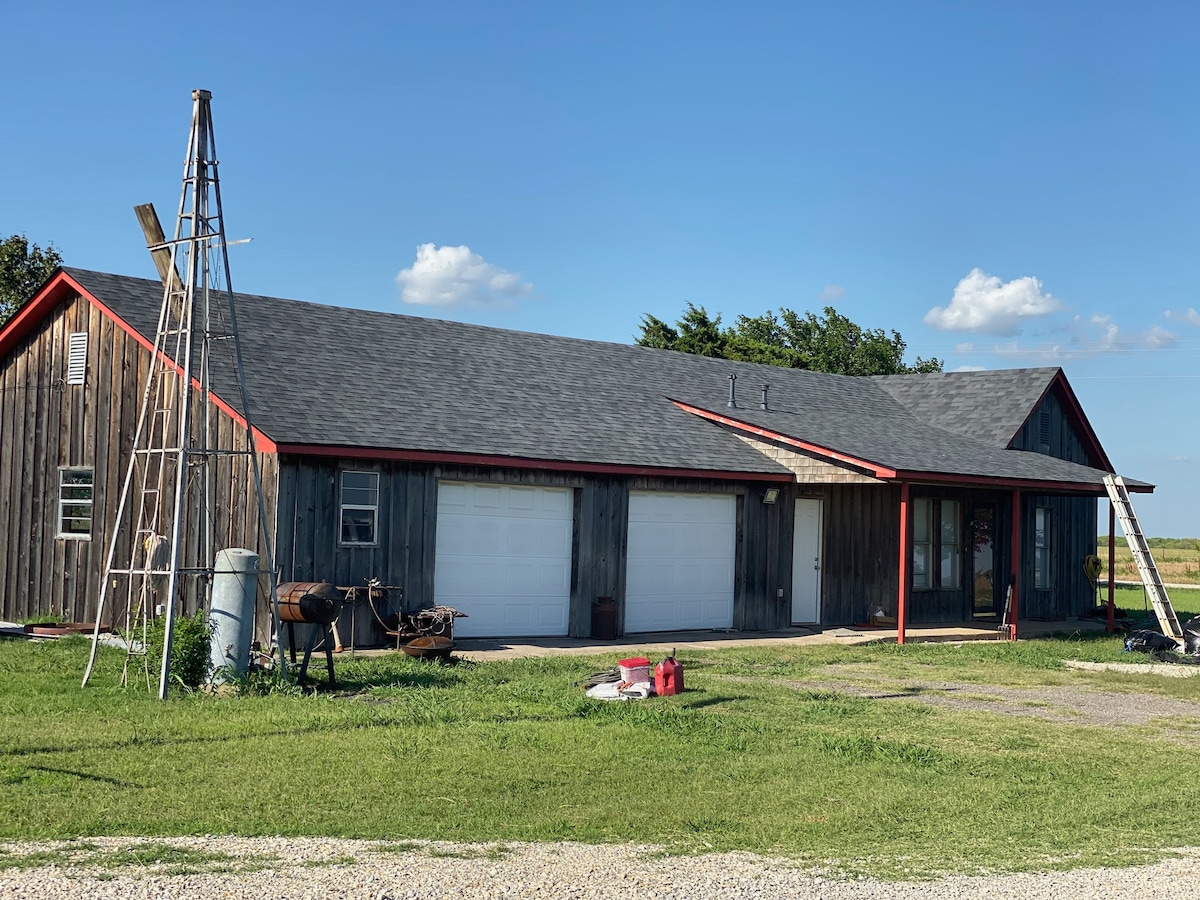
left=1034, top=506, right=1052, bottom=589
left=58, top=467, right=94, bottom=538
left=912, top=498, right=961, bottom=590
left=340, top=470, right=379, bottom=545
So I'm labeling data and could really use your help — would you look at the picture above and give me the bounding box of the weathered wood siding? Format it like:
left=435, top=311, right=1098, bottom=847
left=0, top=290, right=278, bottom=629
left=820, top=484, right=901, bottom=625
left=274, top=460, right=795, bottom=644
left=1019, top=494, right=1097, bottom=619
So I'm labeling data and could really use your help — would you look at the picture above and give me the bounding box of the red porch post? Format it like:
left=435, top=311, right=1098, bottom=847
left=898, top=481, right=909, bottom=645
left=1010, top=490, right=1021, bottom=641
left=1107, top=503, right=1116, bottom=633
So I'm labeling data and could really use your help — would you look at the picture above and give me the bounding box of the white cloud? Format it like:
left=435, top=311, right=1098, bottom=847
left=1165, top=307, right=1200, bottom=326
left=820, top=284, right=846, bottom=301
left=991, top=316, right=1177, bottom=361
left=396, top=243, right=533, bottom=308
left=924, top=268, right=1061, bottom=335
left=953, top=364, right=987, bottom=372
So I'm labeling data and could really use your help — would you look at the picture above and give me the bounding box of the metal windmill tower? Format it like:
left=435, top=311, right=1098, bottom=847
left=82, top=89, right=283, bottom=698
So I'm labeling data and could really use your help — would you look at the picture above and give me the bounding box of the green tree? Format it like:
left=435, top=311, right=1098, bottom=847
left=636, top=303, right=943, bottom=375
left=0, top=234, right=63, bottom=326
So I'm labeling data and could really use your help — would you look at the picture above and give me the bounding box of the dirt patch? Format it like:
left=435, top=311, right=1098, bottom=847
left=724, top=668, right=1200, bottom=741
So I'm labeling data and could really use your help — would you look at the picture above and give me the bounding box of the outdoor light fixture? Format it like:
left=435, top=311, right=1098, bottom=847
left=763, top=488, right=780, bottom=504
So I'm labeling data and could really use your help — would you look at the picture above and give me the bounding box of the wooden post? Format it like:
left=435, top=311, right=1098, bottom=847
left=898, top=481, right=909, bottom=645
left=1107, top=502, right=1116, bottom=633
left=1010, top=490, right=1021, bottom=641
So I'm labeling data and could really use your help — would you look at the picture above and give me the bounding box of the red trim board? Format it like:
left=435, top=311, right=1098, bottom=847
left=273, top=443, right=794, bottom=481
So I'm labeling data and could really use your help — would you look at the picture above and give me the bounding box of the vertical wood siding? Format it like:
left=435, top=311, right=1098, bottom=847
left=0, top=291, right=278, bottom=630
left=274, top=462, right=796, bottom=644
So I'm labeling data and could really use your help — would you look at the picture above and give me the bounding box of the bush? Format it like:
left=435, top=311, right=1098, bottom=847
left=147, top=611, right=213, bottom=691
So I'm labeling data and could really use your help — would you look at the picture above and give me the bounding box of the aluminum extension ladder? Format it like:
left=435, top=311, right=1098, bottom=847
left=1103, top=474, right=1182, bottom=642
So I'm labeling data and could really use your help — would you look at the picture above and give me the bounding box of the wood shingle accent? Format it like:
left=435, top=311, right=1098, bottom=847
left=731, top=432, right=882, bottom=484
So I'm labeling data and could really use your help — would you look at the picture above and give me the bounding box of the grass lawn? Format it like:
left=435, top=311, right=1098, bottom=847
left=3, top=616, right=1200, bottom=879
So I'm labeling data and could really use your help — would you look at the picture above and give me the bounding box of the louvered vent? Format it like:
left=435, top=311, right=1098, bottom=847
left=1038, top=409, right=1051, bottom=452
left=66, top=333, right=88, bottom=385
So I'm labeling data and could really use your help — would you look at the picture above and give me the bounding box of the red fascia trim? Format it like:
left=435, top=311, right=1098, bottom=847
left=0, top=269, right=76, bottom=358
left=273, top=443, right=794, bottom=482
left=4, top=270, right=278, bottom=453
left=80, top=288, right=279, bottom=453
left=893, top=469, right=1152, bottom=494
left=670, top=399, right=897, bottom=478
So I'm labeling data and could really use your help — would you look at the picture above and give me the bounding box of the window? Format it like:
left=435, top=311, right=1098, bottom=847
left=58, top=467, right=93, bottom=538
left=912, top=498, right=960, bottom=590
left=340, top=470, right=379, bottom=545
left=1034, top=506, right=1052, bottom=589
left=67, top=332, right=88, bottom=385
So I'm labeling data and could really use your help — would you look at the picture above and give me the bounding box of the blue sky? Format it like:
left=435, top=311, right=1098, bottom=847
left=3, top=2, right=1197, bottom=535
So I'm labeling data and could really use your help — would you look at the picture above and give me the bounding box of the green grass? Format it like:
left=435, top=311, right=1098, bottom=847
left=2, top=633, right=1200, bottom=879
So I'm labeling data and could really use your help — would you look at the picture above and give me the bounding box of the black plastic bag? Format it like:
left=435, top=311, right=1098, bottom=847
left=1124, top=629, right=1179, bottom=654
left=1183, top=616, right=1200, bottom=655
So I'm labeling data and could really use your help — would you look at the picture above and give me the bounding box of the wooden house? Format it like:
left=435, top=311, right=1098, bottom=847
left=0, top=268, right=1149, bottom=644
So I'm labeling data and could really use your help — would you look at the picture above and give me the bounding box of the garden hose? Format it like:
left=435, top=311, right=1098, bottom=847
left=1083, top=554, right=1103, bottom=584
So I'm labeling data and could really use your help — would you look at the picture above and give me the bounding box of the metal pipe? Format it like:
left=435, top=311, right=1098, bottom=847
left=897, top=481, right=909, bottom=645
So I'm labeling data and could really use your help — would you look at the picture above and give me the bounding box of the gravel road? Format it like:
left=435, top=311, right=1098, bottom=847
left=0, top=836, right=1195, bottom=899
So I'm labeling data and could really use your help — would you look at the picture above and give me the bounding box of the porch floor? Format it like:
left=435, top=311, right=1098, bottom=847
left=358, top=617, right=1113, bottom=662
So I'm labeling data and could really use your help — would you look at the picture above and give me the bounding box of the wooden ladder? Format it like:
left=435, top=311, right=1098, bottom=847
left=1103, top=474, right=1182, bottom=642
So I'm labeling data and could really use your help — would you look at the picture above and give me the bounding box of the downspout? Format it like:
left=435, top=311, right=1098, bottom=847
left=1107, top=503, right=1116, bottom=633
left=1010, top=490, right=1021, bottom=641
left=897, top=481, right=909, bottom=645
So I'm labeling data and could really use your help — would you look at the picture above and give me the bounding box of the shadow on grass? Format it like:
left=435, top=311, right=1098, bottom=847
left=26, top=766, right=142, bottom=788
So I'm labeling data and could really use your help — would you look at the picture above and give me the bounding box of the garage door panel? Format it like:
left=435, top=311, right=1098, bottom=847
left=625, top=492, right=735, bottom=633
left=435, top=483, right=572, bottom=637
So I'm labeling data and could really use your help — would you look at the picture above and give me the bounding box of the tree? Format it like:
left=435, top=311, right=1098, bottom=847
left=0, top=234, right=63, bottom=326
left=635, top=303, right=943, bottom=375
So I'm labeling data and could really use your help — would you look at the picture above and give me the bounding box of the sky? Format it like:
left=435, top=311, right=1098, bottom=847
left=3, top=1, right=1197, bottom=536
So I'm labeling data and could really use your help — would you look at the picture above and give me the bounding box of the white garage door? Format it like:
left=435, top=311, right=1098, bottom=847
left=625, top=491, right=736, bottom=633
left=434, top=482, right=573, bottom=637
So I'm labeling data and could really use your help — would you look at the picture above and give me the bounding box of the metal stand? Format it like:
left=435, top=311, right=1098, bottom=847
left=287, top=622, right=336, bottom=688
left=82, top=89, right=284, bottom=696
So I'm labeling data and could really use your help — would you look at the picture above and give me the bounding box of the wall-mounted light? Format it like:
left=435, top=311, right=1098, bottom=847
left=763, top=488, right=780, bottom=504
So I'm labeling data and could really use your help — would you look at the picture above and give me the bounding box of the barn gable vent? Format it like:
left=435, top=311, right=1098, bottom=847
left=66, top=332, right=88, bottom=386
left=1038, top=408, right=1051, bottom=452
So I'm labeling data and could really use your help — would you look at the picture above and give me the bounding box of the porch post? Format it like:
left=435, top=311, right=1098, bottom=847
left=1107, top=502, right=1116, bottom=633
left=1010, top=489, right=1021, bottom=641
left=897, top=481, right=909, bottom=645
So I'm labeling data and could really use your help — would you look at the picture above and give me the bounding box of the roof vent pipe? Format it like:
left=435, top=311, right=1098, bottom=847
left=760, top=384, right=769, bottom=410
left=727, top=373, right=738, bottom=408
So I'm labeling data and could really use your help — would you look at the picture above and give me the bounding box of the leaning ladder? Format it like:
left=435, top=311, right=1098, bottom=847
left=1103, top=474, right=1182, bottom=642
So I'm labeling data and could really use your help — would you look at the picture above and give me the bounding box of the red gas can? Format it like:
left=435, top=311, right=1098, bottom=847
left=655, top=652, right=683, bottom=696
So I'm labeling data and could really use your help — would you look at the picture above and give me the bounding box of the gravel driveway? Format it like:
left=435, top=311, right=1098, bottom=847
left=0, top=836, right=1196, bottom=899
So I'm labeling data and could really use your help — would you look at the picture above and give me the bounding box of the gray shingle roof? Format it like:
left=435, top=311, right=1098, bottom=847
left=64, top=268, right=1143, bottom=491
left=871, top=369, right=1054, bottom=447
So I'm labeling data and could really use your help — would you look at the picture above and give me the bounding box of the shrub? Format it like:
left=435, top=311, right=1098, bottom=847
left=147, top=611, right=213, bottom=691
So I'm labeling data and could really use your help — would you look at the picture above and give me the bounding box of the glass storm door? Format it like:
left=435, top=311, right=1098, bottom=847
left=972, top=506, right=997, bottom=617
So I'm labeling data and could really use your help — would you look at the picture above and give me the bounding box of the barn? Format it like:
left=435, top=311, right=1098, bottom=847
left=0, top=267, right=1149, bottom=645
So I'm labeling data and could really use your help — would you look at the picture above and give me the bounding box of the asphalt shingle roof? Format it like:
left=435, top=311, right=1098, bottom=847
left=64, top=268, right=1142, bottom=491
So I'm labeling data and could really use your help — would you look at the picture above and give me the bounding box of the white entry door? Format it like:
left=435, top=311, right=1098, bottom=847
left=792, top=497, right=823, bottom=623
left=625, top=491, right=736, bottom=633
left=434, top=482, right=573, bottom=637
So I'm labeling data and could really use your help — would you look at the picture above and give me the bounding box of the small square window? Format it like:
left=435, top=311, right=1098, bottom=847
left=340, top=470, right=379, bottom=545
left=58, top=467, right=93, bottom=539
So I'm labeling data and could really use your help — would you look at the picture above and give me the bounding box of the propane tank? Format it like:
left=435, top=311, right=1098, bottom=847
left=655, top=650, right=683, bottom=696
